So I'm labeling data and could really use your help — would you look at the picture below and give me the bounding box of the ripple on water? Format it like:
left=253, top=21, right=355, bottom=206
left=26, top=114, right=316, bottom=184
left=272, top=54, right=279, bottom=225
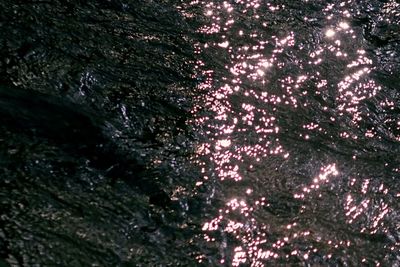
left=187, top=0, right=400, bottom=265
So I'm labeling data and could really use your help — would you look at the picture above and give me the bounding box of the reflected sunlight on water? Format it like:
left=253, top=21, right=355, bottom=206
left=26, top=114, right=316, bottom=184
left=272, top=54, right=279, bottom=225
left=183, top=0, right=400, bottom=265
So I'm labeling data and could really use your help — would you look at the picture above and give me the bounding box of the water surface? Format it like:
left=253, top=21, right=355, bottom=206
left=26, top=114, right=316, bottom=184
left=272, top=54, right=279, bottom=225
left=0, top=0, right=399, bottom=266
left=185, top=0, right=400, bottom=265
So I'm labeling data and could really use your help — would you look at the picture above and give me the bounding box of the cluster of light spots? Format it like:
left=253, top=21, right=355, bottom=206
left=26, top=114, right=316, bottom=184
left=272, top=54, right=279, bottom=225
left=303, top=122, right=320, bottom=131
left=308, top=47, right=324, bottom=65
left=228, top=34, right=294, bottom=82
left=195, top=254, right=207, bottom=264
left=344, top=194, right=370, bottom=224
left=303, top=4, right=382, bottom=140
left=346, top=50, right=372, bottom=68
left=191, top=1, right=313, bottom=263
left=193, top=76, right=286, bottom=181
left=234, top=0, right=262, bottom=9
left=337, top=79, right=381, bottom=123
left=218, top=41, right=230, bottom=48
left=380, top=114, right=400, bottom=141
left=325, top=29, right=336, bottom=38
left=255, top=249, right=279, bottom=261
left=325, top=20, right=352, bottom=38
left=266, top=3, right=283, bottom=11
left=295, top=164, right=339, bottom=198
left=382, top=1, right=400, bottom=19
left=328, top=45, right=382, bottom=125
left=276, top=32, right=295, bottom=47
left=187, top=0, right=396, bottom=265
left=342, top=176, right=395, bottom=239
left=339, top=21, right=350, bottom=30
left=198, top=23, right=221, bottom=34
left=215, top=139, right=232, bottom=150
left=250, top=226, right=340, bottom=265
left=223, top=1, right=234, bottom=13
left=215, top=152, right=243, bottom=181
left=201, top=197, right=273, bottom=265
left=226, top=198, right=252, bottom=216
left=232, top=247, right=247, bottom=266
left=195, top=142, right=211, bottom=155
left=202, top=217, right=221, bottom=232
